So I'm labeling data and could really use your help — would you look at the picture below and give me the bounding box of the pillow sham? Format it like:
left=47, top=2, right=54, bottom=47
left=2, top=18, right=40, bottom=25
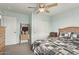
left=71, top=32, right=77, bottom=38
left=59, top=32, right=71, bottom=39
left=71, top=32, right=79, bottom=40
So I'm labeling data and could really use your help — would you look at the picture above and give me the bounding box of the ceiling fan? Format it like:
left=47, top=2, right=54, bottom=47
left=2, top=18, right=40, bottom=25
left=27, top=3, right=58, bottom=14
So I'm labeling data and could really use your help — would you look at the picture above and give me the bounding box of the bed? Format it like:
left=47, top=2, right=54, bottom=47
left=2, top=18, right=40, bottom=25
left=32, top=27, right=79, bottom=55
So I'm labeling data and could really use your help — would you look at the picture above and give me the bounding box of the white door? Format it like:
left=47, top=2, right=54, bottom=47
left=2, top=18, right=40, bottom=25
left=3, top=16, right=17, bottom=45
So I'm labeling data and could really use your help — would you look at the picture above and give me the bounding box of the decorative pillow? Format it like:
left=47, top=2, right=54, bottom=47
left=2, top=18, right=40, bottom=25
left=77, top=33, right=79, bottom=38
left=77, top=35, right=79, bottom=38
left=71, top=32, right=78, bottom=39
left=71, top=32, right=79, bottom=42
left=64, top=33, right=69, bottom=37
left=59, top=32, right=71, bottom=39
left=59, top=32, right=65, bottom=37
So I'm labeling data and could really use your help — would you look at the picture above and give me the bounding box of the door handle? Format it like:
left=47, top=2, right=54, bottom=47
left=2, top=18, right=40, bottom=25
left=14, top=32, right=16, bottom=33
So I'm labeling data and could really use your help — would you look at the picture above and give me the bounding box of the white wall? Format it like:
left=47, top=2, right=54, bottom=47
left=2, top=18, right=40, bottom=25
left=51, top=8, right=79, bottom=32
left=31, top=13, right=51, bottom=44
left=0, top=10, right=30, bottom=45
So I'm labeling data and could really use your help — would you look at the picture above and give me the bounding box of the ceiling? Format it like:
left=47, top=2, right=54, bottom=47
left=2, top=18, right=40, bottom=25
left=0, top=3, right=79, bottom=15
left=0, top=3, right=36, bottom=15
left=49, top=3, right=79, bottom=15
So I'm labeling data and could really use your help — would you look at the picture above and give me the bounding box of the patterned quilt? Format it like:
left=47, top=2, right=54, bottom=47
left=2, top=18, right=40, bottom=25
left=32, top=38, right=79, bottom=55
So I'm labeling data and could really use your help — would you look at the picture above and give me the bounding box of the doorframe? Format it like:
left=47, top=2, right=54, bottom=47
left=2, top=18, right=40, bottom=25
left=19, top=23, right=31, bottom=45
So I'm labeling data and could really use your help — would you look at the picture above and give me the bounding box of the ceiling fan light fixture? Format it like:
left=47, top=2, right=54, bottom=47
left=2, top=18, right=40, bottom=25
left=39, top=8, right=45, bottom=12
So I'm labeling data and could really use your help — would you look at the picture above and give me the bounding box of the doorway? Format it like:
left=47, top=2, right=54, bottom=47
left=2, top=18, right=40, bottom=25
left=19, top=24, right=30, bottom=44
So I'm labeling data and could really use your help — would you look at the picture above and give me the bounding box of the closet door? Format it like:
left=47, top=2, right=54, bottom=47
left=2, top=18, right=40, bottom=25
left=3, top=16, right=17, bottom=45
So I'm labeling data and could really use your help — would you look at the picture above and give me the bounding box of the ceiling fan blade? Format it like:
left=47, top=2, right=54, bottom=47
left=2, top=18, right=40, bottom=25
left=45, top=10, right=50, bottom=13
left=38, top=3, right=42, bottom=8
left=36, top=10, right=40, bottom=14
left=27, top=7, right=36, bottom=8
left=46, top=3, right=57, bottom=8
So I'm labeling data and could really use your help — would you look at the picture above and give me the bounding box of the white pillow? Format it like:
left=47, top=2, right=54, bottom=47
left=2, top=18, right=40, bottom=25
left=72, top=34, right=77, bottom=37
left=71, top=33, right=77, bottom=39
left=64, top=33, right=69, bottom=37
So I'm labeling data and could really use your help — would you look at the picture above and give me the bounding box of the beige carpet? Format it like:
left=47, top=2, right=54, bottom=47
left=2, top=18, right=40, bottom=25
left=4, top=43, right=34, bottom=55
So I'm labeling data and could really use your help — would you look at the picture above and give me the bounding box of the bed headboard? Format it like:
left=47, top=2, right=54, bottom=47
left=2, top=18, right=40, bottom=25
left=59, top=27, right=79, bottom=32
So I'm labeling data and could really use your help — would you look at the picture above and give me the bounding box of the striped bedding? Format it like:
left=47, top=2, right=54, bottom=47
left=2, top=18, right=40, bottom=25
left=32, top=38, right=79, bottom=55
